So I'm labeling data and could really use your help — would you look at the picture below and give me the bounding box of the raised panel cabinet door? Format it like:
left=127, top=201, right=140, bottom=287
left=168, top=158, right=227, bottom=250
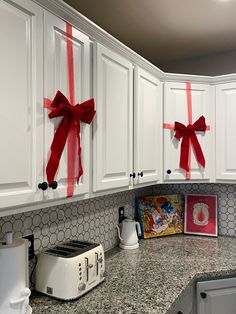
left=0, top=0, right=44, bottom=210
left=197, top=278, right=236, bottom=314
left=134, top=67, right=162, bottom=185
left=163, top=82, right=213, bottom=182
left=93, top=43, right=133, bottom=192
left=44, top=12, right=91, bottom=199
left=216, top=83, right=236, bottom=181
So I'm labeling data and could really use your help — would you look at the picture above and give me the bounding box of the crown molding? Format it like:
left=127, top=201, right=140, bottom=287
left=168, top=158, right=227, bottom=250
left=33, top=0, right=236, bottom=85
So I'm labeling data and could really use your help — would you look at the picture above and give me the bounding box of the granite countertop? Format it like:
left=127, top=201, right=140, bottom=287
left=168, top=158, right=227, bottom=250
left=30, top=235, right=236, bottom=314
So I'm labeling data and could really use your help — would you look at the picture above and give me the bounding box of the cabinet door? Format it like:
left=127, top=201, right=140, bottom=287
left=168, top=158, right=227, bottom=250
left=44, top=12, right=91, bottom=199
left=134, top=67, right=162, bottom=185
left=93, top=44, right=133, bottom=192
left=0, top=0, right=43, bottom=209
left=197, top=278, right=236, bottom=314
left=163, top=82, right=213, bottom=182
left=216, top=83, right=236, bottom=181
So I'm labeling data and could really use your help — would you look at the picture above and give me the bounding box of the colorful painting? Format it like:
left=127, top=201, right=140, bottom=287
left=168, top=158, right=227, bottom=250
left=184, top=194, right=218, bottom=237
left=136, top=195, right=184, bottom=238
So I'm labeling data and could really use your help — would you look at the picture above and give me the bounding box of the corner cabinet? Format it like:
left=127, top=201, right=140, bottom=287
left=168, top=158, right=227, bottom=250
left=216, top=82, right=236, bottom=181
left=163, top=82, right=214, bottom=182
left=197, top=278, right=236, bottom=314
left=134, top=67, right=162, bottom=185
left=0, top=0, right=44, bottom=208
left=93, top=43, right=133, bottom=192
left=44, top=12, right=91, bottom=199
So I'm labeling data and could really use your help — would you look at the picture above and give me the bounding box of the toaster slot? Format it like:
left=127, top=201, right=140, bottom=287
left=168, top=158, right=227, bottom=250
left=65, top=242, right=88, bottom=249
left=46, top=249, right=70, bottom=257
left=46, top=245, right=77, bottom=257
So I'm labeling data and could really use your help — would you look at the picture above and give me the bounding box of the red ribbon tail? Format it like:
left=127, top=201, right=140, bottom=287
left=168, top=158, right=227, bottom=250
left=191, top=132, right=205, bottom=168
left=77, top=125, right=83, bottom=183
left=46, top=117, right=70, bottom=184
left=179, top=134, right=190, bottom=172
left=67, top=123, right=77, bottom=197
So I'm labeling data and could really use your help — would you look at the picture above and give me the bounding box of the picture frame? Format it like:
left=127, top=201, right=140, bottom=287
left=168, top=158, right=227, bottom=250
left=136, top=194, right=184, bottom=239
left=184, top=194, right=218, bottom=237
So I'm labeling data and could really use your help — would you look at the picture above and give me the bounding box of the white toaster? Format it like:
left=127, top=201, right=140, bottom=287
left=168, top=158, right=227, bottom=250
left=35, top=240, right=105, bottom=300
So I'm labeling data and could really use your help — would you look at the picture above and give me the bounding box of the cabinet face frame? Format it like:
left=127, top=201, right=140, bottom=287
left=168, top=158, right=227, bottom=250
left=163, top=82, right=215, bottom=182
left=92, top=43, right=133, bottom=192
left=0, top=0, right=44, bottom=210
left=134, top=66, right=162, bottom=186
left=44, top=11, right=91, bottom=200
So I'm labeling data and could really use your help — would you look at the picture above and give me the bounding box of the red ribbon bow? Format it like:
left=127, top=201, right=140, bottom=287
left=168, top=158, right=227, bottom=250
left=174, top=115, right=206, bottom=172
left=46, top=90, right=96, bottom=187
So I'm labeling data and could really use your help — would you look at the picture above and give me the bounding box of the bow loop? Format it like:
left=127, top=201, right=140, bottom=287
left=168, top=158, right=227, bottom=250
left=193, top=115, right=207, bottom=132
left=174, top=121, right=186, bottom=140
left=78, top=98, right=96, bottom=124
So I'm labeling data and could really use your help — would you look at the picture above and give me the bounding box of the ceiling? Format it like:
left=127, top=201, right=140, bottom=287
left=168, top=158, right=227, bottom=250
left=64, top=0, right=236, bottom=67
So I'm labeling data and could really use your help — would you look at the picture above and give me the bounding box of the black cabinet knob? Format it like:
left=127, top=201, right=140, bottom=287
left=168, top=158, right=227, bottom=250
left=200, top=292, right=207, bottom=299
left=166, top=169, right=171, bottom=174
left=49, top=181, right=58, bottom=189
left=38, top=182, right=48, bottom=191
left=130, top=173, right=136, bottom=179
left=177, top=312, right=183, bottom=314
left=138, top=171, right=143, bottom=177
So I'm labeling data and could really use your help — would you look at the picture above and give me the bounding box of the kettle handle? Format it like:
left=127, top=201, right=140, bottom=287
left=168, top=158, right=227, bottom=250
left=136, top=221, right=142, bottom=236
left=116, top=225, right=123, bottom=241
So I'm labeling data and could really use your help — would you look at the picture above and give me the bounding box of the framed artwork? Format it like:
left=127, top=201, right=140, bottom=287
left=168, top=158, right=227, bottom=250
left=184, top=194, right=218, bottom=237
left=136, top=194, right=184, bottom=239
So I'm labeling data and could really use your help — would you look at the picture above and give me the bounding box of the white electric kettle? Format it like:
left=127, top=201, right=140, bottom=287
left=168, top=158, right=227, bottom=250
left=116, top=219, right=142, bottom=249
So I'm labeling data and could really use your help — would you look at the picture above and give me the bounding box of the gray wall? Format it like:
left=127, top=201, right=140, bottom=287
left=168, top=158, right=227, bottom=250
left=159, top=50, right=236, bottom=76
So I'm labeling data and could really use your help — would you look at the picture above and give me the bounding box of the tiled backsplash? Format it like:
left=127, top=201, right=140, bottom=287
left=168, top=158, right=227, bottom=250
left=0, top=187, right=152, bottom=254
left=0, top=184, right=236, bottom=256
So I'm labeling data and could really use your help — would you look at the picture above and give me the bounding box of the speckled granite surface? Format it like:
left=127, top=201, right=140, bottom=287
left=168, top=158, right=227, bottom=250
left=30, top=235, right=236, bottom=314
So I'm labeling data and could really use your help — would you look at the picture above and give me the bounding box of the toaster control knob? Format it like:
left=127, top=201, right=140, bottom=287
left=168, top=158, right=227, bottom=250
left=78, top=282, right=86, bottom=291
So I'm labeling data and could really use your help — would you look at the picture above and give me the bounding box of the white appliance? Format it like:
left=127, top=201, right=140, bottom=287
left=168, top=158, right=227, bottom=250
left=117, top=219, right=141, bottom=249
left=35, top=240, right=105, bottom=300
left=0, top=233, right=32, bottom=314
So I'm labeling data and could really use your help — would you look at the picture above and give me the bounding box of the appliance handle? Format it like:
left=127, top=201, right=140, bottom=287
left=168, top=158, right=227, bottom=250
left=135, top=221, right=142, bottom=236
left=10, top=288, right=31, bottom=305
left=10, top=297, right=27, bottom=305
left=116, top=225, right=123, bottom=241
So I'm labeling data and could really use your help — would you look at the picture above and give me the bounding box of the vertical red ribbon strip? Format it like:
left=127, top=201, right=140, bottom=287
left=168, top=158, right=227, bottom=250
left=66, top=22, right=76, bottom=197
left=186, top=81, right=192, bottom=179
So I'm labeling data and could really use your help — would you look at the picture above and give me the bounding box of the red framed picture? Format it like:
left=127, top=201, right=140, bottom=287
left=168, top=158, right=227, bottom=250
left=184, top=194, right=218, bottom=237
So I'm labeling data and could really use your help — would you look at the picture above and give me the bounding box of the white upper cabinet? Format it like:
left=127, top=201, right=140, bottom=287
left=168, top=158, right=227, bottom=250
left=0, top=0, right=44, bottom=209
left=134, top=67, right=162, bottom=185
left=44, top=12, right=91, bottom=199
left=216, top=83, right=236, bottom=181
left=93, top=43, right=133, bottom=192
left=163, top=82, right=213, bottom=182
